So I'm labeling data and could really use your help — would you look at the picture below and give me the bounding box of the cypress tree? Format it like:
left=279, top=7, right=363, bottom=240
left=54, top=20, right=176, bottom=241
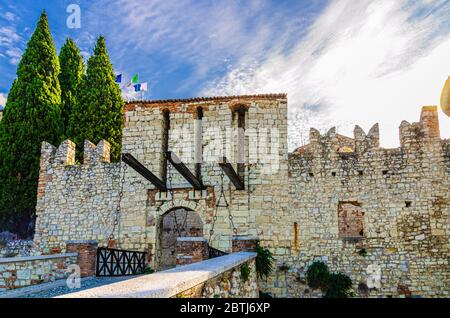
left=0, top=12, right=63, bottom=236
left=59, top=38, right=84, bottom=135
left=67, top=36, right=123, bottom=162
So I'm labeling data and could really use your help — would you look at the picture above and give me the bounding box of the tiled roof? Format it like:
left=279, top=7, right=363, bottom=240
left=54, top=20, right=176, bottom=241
left=125, top=93, right=287, bottom=105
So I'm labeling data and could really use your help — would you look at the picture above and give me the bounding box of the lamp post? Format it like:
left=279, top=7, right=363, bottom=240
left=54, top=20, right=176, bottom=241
left=441, top=77, right=450, bottom=117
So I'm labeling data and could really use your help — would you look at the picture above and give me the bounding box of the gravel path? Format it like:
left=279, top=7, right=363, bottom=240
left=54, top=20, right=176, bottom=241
left=17, top=276, right=140, bottom=298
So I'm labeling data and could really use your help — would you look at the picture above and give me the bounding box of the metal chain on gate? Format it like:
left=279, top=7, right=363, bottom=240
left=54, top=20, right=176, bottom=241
left=165, top=159, right=189, bottom=252
left=208, top=167, right=238, bottom=244
left=108, top=160, right=127, bottom=246
left=167, top=160, right=182, bottom=237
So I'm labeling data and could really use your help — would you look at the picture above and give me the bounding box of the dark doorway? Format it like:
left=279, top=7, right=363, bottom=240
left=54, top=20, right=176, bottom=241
left=158, top=207, right=203, bottom=270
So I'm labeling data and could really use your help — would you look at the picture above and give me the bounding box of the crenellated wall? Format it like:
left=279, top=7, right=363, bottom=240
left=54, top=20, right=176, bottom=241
left=34, top=140, right=121, bottom=253
left=287, top=106, right=449, bottom=298
left=34, top=95, right=290, bottom=271
left=32, top=96, right=449, bottom=298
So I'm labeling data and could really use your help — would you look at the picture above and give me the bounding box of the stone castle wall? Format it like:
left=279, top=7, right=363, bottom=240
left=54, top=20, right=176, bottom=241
left=117, top=95, right=289, bottom=270
left=285, top=106, right=449, bottom=297
left=34, top=95, right=290, bottom=271
left=34, top=139, right=121, bottom=253
left=32, top=94, right=449, bottom=298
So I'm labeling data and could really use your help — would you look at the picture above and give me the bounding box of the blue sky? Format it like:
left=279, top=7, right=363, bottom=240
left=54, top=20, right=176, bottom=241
left=0, top=0, right=449, bottom=150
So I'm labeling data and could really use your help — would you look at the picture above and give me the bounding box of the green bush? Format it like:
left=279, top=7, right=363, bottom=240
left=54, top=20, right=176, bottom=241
left=306, top=261, right=354, bottom=298
left=357, top=248, right=367, bottom=257
left=325, top=273, right=354, bottom=298
left=306, top=261, right=330, bottom=289
left=142, top=266, right=154, bottom=275
left=259, top=291, right=273, bottom=298
left=240, top=263, right=251, bottom=282
left=255, top=244, right=274, bottom=279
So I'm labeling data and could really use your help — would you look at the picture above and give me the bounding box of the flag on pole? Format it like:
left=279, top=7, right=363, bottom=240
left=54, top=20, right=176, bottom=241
left=127, top=74, right=139, bottom=87
left=133, top=82, right=148, bottom=92
left=115, top=74, right=122, bottom=83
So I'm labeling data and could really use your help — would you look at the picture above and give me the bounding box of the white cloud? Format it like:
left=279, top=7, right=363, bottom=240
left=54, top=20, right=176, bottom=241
left=1, top=12, right=18, bottom=22
left=0, top=26, right=21, bottom=46
left=0, top=92, right=7, bottom=107
left=0, top=25, right=23, bottom=65
left=87, top=0, right=316, bottom=91
left=202, top=0, right=450, bottom=150
left=5, top=47, right=21, bottom=64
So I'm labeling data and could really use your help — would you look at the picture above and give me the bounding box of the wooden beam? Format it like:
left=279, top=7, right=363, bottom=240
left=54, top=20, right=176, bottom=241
left=122, top=153, right=167, bottom=191
left=166, top=151, right=204, bottom=190
left=219, top=157, right=245, bottom=190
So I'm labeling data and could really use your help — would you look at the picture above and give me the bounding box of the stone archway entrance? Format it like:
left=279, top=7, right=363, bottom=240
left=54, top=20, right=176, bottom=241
left=158, top=207, right=203, bottom=270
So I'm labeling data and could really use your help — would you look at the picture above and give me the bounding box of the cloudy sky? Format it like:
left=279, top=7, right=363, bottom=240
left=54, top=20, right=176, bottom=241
left=0, top=0, right=449, bottom=150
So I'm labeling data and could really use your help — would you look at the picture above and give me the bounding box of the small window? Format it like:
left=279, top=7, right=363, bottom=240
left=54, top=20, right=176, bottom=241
left=382, top=170, right=388, bottom=175
left=331, top=172, right=337, bottom=177
left=405, top=201, right=412, bottom=208
left=358, top=170, right=363, bottom=176
left=309, top=172, right=314, bottom=177
left=338, top=202, right=364, bottom=239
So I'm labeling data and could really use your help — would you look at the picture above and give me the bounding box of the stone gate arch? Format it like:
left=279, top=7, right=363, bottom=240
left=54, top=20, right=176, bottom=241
left=155, top=204, right=204, bottom=270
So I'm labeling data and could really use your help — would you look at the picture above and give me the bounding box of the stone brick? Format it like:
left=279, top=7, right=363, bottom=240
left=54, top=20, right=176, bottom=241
left=176, top=238, right=208, bottom=266
left=66, top=240, right=98, bottom=277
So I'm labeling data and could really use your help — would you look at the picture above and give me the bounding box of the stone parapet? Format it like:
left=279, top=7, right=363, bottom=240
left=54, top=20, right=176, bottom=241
left=0, top=253, right=78, bottom=292
left=58, top=252, right=257, bottom=298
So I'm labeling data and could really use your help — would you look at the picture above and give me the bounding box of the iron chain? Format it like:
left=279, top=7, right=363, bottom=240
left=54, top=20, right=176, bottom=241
left=208, top=167, right=238, bottom=243
left=166, top=159, right=189, bottom=250
left=108, top=159, right=127, bottom=245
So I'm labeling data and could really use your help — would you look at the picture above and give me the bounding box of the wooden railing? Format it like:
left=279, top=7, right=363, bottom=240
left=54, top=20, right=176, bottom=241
left=96, top=247, right=146, bottom=277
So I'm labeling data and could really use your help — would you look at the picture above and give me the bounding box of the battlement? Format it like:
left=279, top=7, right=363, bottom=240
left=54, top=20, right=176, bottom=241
left=289, top=106, right=449, bottom=299
left=295, top=106, right=441, bottom=158
left=40, top=139, right=111, bottom=166
left=399, top=106, right=440, bottom=147
left=307, top=123, right=380, bottom=155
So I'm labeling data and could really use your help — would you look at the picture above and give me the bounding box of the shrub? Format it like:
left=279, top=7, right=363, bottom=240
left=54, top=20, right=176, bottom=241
left=306, top=261, right=354, bottom=298
left=255, top=244, right=274, bottom=279
left=306, top=261, right=330, bottom=289
left=142, top=266, right=154, bottom=275
left=259, top=291, right=273, bottom=298
left=357, top=248, right=367, bottom=257
left=325, top=273, right=354, bottom=298
left=240, top=263, right=251, bottom=282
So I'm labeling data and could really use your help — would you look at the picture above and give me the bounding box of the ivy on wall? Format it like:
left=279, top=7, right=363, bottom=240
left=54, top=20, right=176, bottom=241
left=306, top=261, right=354, bottom=298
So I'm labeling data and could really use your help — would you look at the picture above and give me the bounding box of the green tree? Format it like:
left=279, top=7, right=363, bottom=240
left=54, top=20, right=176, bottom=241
left=0, top=12, right=63, bottom=236
left=59, top=38, right=84, bottom=135
left=67, top=36, right=123, bottom=161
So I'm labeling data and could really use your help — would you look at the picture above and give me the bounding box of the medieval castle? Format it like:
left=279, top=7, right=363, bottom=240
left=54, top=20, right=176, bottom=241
left=31, top=95, right=449, bottom=297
